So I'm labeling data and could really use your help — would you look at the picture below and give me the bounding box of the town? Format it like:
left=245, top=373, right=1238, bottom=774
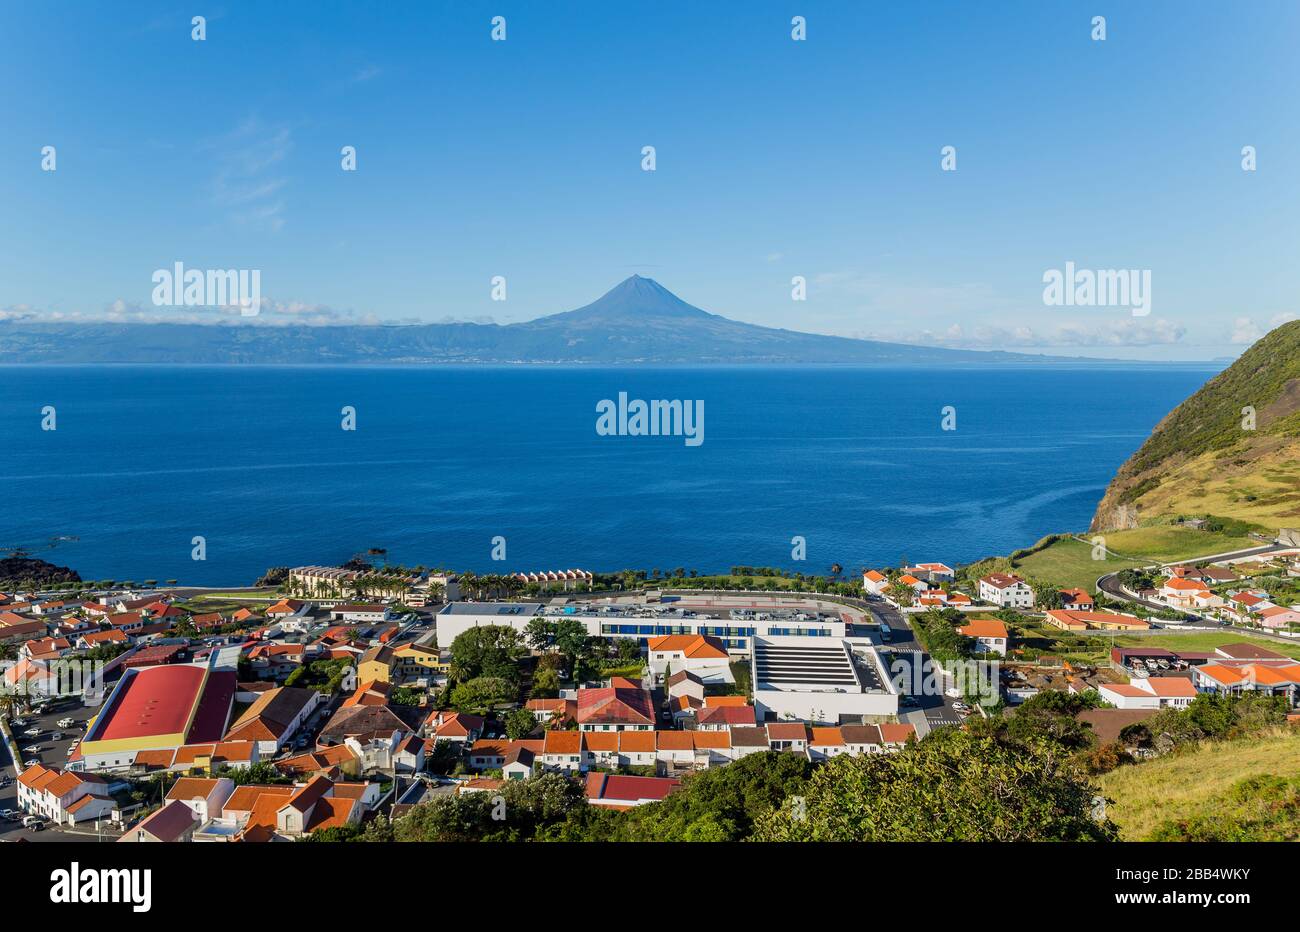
left=2, top=537, right=1299, bottom=843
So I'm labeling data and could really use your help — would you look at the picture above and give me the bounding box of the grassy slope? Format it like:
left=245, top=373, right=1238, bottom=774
left=1093, top=319, right=1300, bottom=530
left=1099, top=730, right=1300, bottom=840
left=988, top=525, right=1258, bottom=592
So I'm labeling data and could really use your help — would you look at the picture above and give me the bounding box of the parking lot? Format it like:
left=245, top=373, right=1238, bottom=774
left=1, top=697, right=105, bottom=841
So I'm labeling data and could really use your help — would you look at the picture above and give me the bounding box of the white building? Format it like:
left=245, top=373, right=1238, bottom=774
left=16, top=764, right=116, bottom=825
left=978, top=573, right=1034, bottom=608
left=1098, top=676, right=1198, bottom=710
left=750, top=636, right=899, bottom=724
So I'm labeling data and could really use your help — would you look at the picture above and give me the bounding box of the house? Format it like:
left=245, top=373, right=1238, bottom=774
left=76, top=628, right=130, bottom=650
left=541, top=730, right=584, bottom=772
left=978, top=573, right=1034, bottom=608
left=575, top=685, right=656, bottom=731
left=1160, top=577, right=1212, bottom=609
left=862, top=570, right=890, bottom=595
left=1044, top=610, right=1149, bottom=632
left=343, top=680, right=393, bottom=707
left=16, top=764, right=115, bottom=825
left=808, top=727, right=848, bottom=760
left=223, top=686, right=321, bottom=755
left=646, top=633, right=733, bottom=683
left=655, top=730, right=695, bottom=770
left=728, top=726, right=771, bottom=758
left=765, top=722, right=809, bottom=753
left=503, top=745, right=536, bottom=780
left=164, top=776, right=236, bottom=822
left=118, top=800, right=200, bottom=843
left=524, top=698, right=576, bottom=724
left=317, top=702, right=423, bottom=748
left=696, top=704, right=756, bottom=730
left=468, top=739, right=510, bottom=771
left=1058, top=588, right=1094, bottom=611
left=1098, top=676, right=1197, bottom=710
left=328, top=604, right=391, bottom=624
left=956, top=618, right=1009, bottom=655
left=215, top=776, right=361, bottom=841
left=666, top=669, right=706, bottom=703
left=585, top=773, right=680, bottom=809
left=425, top=710, right=485, bottom=745
left=1257, top=606, right=1300, bottom=630
left=356, top=644, right=397, bottom=684
left=906, top=562, right=956, bottom=583
left=391, top=635, right=449, bottom=685
left=275, top=744, right=363, bottom=780
left=615, top=730, right=657, bottom=769
left=1193, top=662, right=1300, bottom=704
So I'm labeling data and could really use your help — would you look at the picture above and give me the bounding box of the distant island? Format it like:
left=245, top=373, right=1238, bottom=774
left=2, top=276, right=1121, bottom=367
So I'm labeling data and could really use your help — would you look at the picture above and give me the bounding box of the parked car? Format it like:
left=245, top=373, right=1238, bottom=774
left=20, top=746, right=40, bottom=754
left=22, top=760, right=39, bottom=768
left=0, top=809, right=19, bottom=821
left=21, top=728, right=40, bottom=737
left=50, top=732, right=64, bottom=741
left=56, top=718, right=74, bottom=729
left=23, top=816, right=43, bottom=831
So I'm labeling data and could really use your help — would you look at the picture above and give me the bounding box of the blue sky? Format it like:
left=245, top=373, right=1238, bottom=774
left=2, top=1, right=1297, bottom=359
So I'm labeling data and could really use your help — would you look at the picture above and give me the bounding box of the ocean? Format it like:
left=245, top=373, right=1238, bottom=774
left=0, top=365, right=1217, bottom=586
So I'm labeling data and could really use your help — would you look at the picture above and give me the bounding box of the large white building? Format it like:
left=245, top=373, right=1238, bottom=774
left=750, top=636, right=899, bottom=724
left=436, top=599, right=846, bottom=654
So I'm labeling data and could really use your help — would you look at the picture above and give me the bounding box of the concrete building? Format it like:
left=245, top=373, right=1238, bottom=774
left=750, top=636, right=899, bottom=724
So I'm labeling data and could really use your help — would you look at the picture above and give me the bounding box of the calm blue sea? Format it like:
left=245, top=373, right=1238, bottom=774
left=0, top=365, right=1217, bottom=586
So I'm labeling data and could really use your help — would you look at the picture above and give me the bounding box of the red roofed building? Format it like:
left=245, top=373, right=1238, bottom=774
left=576, top=685, right=655, bottom=732
left=584, top=772, right=680, bottom=810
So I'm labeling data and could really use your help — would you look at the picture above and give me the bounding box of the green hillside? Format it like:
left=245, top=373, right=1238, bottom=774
left=1091, top=319, right=1300, bottom=532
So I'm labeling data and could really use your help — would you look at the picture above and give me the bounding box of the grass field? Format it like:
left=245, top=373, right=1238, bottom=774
left=1009, top=525, right=1259, bottom=591
left=1099, top=730, right=1300, bottom=840
left=1111, top=631, right=1300, bottom=660
left=192, top=590, right=281, bottom=602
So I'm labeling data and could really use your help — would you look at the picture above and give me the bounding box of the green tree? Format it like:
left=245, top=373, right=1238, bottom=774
left=505, top=708, right=538, bottom=740
left=752, top=729, right=1117, bottom=842
left=530, top=666, right=560, bottom=699
left=450, top=625, right=525, bottom=683
left=450, top=676, right=516, bottom=713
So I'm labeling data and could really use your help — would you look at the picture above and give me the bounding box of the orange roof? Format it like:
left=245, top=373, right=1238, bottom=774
left=957, top=619, right=1009, bottom=640
left=645, top=633, right=728, bottom=659
left=879, top=723, right=916, bottom=744
left=655, top=730, right=694, bottom=750
left=898, top=574, right=921, bottom=585
left=864, top=570, right=886, bottom=582
left=223, top=784, right=294, bottom=813
left=166, top=777, right=222, bottom=801
left=582, top=732, right=618, bottom=752
left=1102, top=684, right=1149, bottom=698
left=543, top=730, right=582, bottom=755
left=1145, top=677, right=1198, bottom=697
left=692, top=731, right=730, bottom=750
left=810, top=727, right=845, bottom=747
left=703, top=695, right=748, bottom=708
left=1164, top=577, right=1210, bottom=591
left=618, top=731, right=656, bottom=753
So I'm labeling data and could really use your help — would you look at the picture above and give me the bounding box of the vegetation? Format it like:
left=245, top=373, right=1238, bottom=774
left=752, top=729, right=1116, bottom=841
left=1100, top=730, right=1300, bottom=839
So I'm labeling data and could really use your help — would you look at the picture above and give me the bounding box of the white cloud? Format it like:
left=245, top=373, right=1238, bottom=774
left=206, top=117, right=293, bottom=231
left=865, top=317, right=1187, bottom=349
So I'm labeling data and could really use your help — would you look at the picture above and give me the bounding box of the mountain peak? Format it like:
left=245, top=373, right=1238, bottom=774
left=553, top=276, right=716, bottom=322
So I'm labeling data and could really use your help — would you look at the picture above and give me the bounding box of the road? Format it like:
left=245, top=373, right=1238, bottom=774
left=859, top=598, right=967, bottom=736
left=1096, top=541, right=1292, bottom=619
